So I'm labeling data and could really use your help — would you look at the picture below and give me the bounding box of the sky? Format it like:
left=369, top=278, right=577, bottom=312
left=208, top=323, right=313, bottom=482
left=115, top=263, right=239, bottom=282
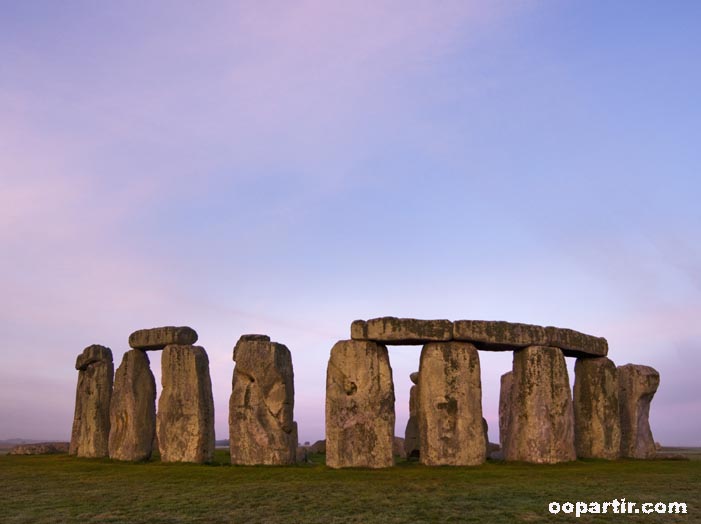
left=1, top=1, right=699, bottom=446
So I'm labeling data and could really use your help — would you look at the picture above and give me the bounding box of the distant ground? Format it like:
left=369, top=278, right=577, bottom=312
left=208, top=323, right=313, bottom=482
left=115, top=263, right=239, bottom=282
left=0, top=450, right=698, bottom=523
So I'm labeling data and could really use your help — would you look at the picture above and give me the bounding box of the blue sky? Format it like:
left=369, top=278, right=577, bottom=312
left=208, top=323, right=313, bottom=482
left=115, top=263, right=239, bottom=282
left=1, top=1, right=699, bottom=445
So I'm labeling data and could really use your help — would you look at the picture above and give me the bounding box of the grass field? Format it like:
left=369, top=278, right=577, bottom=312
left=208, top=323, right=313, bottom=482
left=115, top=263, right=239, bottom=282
left=1, top=451, right=699, bottom=523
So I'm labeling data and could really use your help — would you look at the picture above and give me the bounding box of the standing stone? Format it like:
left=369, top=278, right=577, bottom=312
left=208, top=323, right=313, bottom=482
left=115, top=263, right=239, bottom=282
left=70, top=345, right=113, bottom=458
left=229, top=335, right=296, bottom=465
left=157, top=345, right=215, bottom=463
left=404, top=371, right=420, bottom=459
left=618, top=364, right=660, bottom=459
left=498, top=371, right=513, bottom=452
left=108, top=349, right=156, bottom=461
left=325, top=340, right=395, bottom=468
left=505, top=346, right=576, bottom=463
left=418, top=342, right=486, bottom=466
left=573, top=357, right=620, bottom=459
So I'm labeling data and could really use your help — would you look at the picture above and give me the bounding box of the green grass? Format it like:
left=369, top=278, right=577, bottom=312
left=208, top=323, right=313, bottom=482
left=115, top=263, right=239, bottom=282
left=1, top=451, right=699, bottom=523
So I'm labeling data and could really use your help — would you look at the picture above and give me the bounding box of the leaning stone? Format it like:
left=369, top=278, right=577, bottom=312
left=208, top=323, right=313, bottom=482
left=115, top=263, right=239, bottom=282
left=573, top=357, right=620, bottom=459
left=498, top=371, right=513, bottom=452
left=618, top=364, right=660, bottom=459
left=157, top=345, right=215, bottom=463
left=404, top=373, right=420, bottom=459
left=229, top=335, right=296, bottom=465
left=325, top=340, right=395, bottom=468
left=505, top=346, right=576, bottom=463
left=128, top=326, right=198, bottom=351
left=418, top=342, right=486, bottom=466
left=351, top=317, right=452, bottom=345
left=452, top=320, right=608, bottom=357
left=70, top=345, right=113, bottom=458
left=109, top=349, right=156, bottom=461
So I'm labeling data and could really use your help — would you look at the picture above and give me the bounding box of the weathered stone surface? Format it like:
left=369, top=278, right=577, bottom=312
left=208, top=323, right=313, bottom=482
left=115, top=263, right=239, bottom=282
left=109, top=349, right=156, bottom=461
left=9, top=442, right=69, bottom=455
left=229, top=335, right=296, bottom=465
left=70, top=345, right=113, bottom=458
left=157, top=345, right=215, bottom=463
left=574, top=357, right=620, bottom=459
left=618, top=364, right=660, bottom=459
left=325, top=340, right=395, bottom=468
left=498, top=371, right=513, bottom=452
left=404, top=374, right=420, bottom=459
left=504, top=346, right=576, bottom=463
left=351, top=317, right=452, bottom=345
left=452, top=320, right=608, bottom=358
left=128, top=326, right=198, bottom=351
left=418, top=342, right=486, bottom=466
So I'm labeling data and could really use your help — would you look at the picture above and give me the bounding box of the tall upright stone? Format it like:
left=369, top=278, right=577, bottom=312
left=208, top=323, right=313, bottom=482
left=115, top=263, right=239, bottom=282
left=157, top=345, right=215, bottom=463
left=498, top=371, right=513, bottom=452
left=325, top=340, right=395, bottom=469
left=404, top=371, right=420, bottom=459
left=418, top=341, right=486, bottom=466
left=108, top=349, right=156, bottom=461
left=573, top=357, right=620, bottom=459
left=505, top=346, right=576, bottom=463
left=229, top=335, right=296, bottom=465
left=618, top=364, right=660, bottom=459
left=70, top=345, right=113, bottom=458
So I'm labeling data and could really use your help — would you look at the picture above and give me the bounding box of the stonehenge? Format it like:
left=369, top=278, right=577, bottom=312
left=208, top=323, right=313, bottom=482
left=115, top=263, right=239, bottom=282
left=618, top=364, right=660, bottom=459
left=325, top=340, right=395, bottom=468
left=229, top=335, right=296, bottom=465
left=67, top=316, right=661, bottom=468
left=109, top=349, right=157, bottom=461
left=157, top=344, right=215, bottom=463
left=70, top=345, right=113, bottom=458
left=573, top=357, right=621, bottom=459
left=418, top=342, right=485, bottom=466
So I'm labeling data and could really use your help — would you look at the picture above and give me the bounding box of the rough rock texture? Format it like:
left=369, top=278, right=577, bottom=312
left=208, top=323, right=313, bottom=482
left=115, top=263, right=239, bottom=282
left=453, top=320, right=608, bottom=358
left=418, top=342, right=486, bottom=466
left=404, top=374, right=420, bottom=459
left=128, top=326, right=198, bottom=351
left=618, top=364, right=660, bottom=459
left=108, top=349, right=156, bottom=461
left=70, top=345, right=113, bottom=458
left=351, top=317, right=453, bottom=345
left=229, top=334, right=296, bottom=465
left=393, top=437, right=406, bottom=458
left=504, top=346, right=576, bottom=463
left=573, top=357, right=620, bottom=459
left=9, top=442, right=69, bottom=455
left=157, top=345, right=215, bottom=463
left=325, top=340, right=395, bottom=468
left=498, top=371, right=513, bottom=452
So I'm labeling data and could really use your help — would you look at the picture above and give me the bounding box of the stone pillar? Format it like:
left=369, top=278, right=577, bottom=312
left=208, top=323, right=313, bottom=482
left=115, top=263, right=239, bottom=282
left=229, top=335, right=296, bottom=465
left=573, top=357, right=620, bottom=459
left=418, top=341, right=486, bottom=466
left=505, top=346, right=576, bottom=463
left=403, top=372, right=420, bottom=459
left=618, top=364, right=660, bottom=459
left=108, top=349, right=156, bottom=461
left=157, top=344, right=215, bottom=463
left=498, top=371, right=513, bottom=453
left=325, top=340, right=395, bottom=469
left=70, top=345, right=113, bottom=458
